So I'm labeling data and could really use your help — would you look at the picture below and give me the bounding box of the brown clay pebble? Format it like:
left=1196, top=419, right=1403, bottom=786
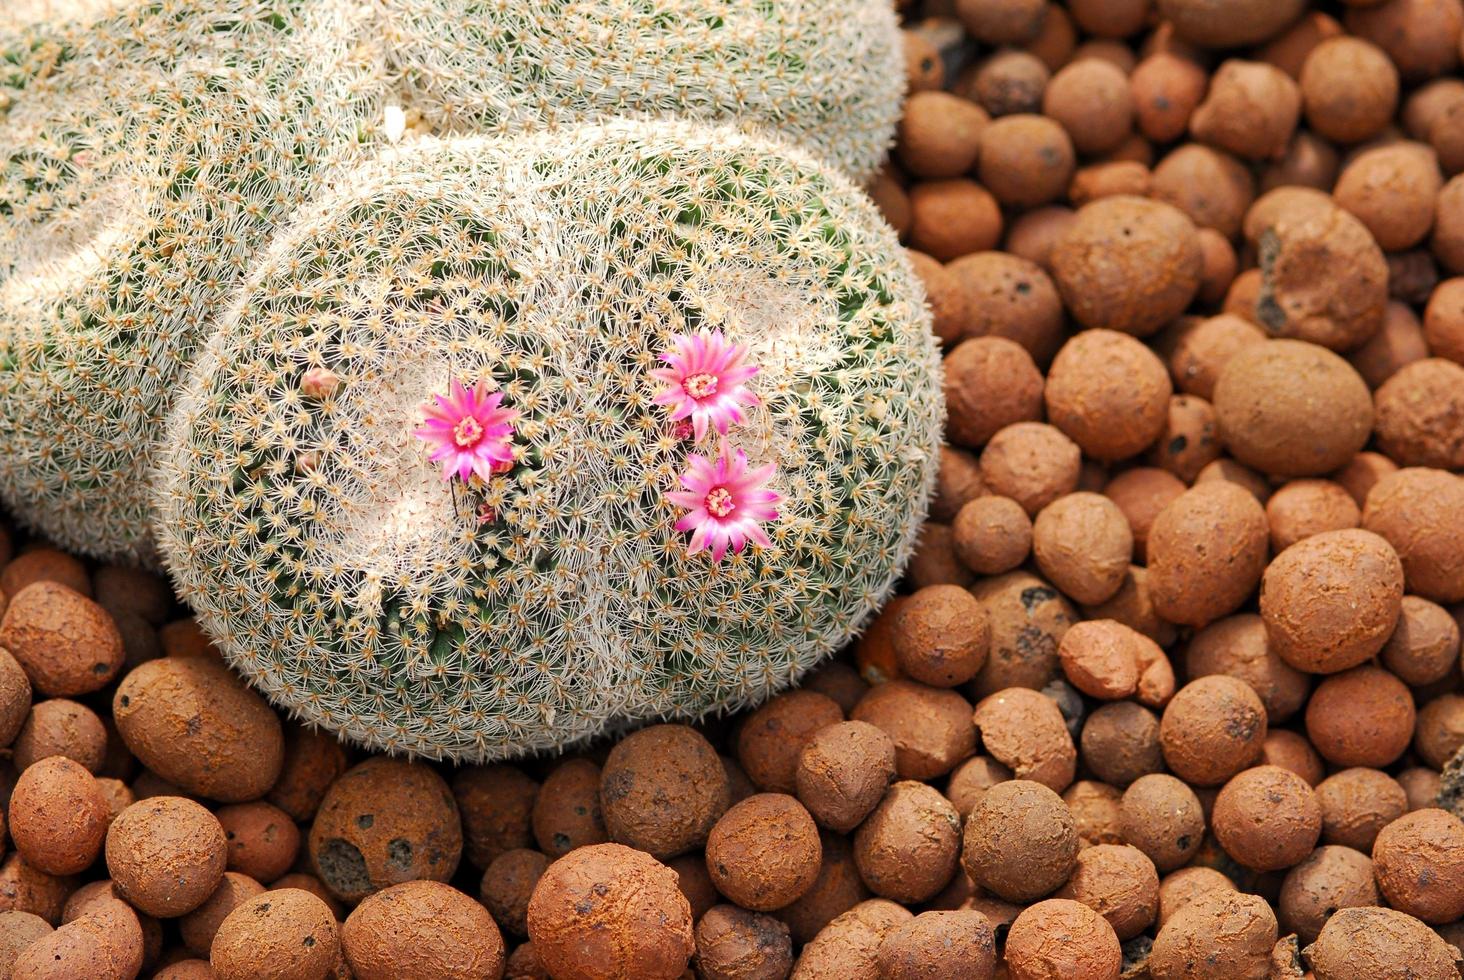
left=772, top=832, right=868, bottom=947
left=1260, top=529, right=1404, bottom=674
left=1334, top=143, right=1443, bottom=251
left=906, top=252, right=967, bottom=347
left=1372, top=807, right=1464, bottom=923
left=1119, top=775, right=1205, bottom=873
left=268, top=725, right=349, bottom=825
left=1032, top=494, right=1133, bottom=607
left=1300, top=37, right=1400, bottom=144
left=907, top=522, right=975, bottom=592
left=479, top=849, right=548, bottom=938
left=1050, top=197, right=1202, bottom=337
left=1148, top=890, right=1278, bottom=980
left=979, top=423, right=1082, bottom=518
left=791, top=898, right=911, bottom=979
left=0, top=551, right=89, bottom=599
left=1081, top=702, right=1163, bottom=788
left=1362, top=467, right=1464, bottom=603
left=0, top=853, right=72, bottom=925
left=0, top=584, right=123, bottom=697
left=897, top=92, right=988, bottom=180
left=1346, top=0, right=1463, bottom=81
left=976, top=115, right=1075, bottom=209
left=794, top=721, right=896, bottom=833
left=1262, top=729, right=1325, bottom=786
left=527, top=843, right=692, bottom=980
left=1053, top=843, right=1159, bottom=941
left=1417, top=693, right=1464, bottom=769
left=850, top=680, right=975, bottom=781
left=737, top=691, right=843, bottom=795
left=693, top=904, right=792, bottom=980
left=1149, top=482, right=1269, bottom=629
left=705, top=794, right=820, bottom=912
left=1043, top=59, right=1133, bottom=157
left=943, top=337, right=1044, bottom=449
left=0, top=646, right=30, bottom=751
left=1169, top=314, right=1266, bottom=402
left=1190, top=60, right=1301, bottom=161
left=970, top=570, right=1080, bottom=700
left=1265, top=479, right=1361, bottom=552
left=0, top=910, right=52, bottom=975
left=307, top=758, right=462, bottom=903
left=1131, top=53, right=1208, bottom=144
left=9, top=756, right=106, bottom=876
left=875, top=909, right=995, bottom=980
left=1003, top=206, right=1076, bottom=273
left=907, top=180, right=1002, bottom=262
left=1158, top=0, right=1305, bottom=48
left=969, top=50, right=1049, bottom=118
left=1186, top=614, right=1309, bottom=724
left=946, top=252, right=1065, bottom=363
left=801, top=662, right=868, bottom=717
left=1333, top=451, right=1399, bottom=507
left=667, top=853, right=718, bottom=924
left=1064, top=780, right=1125, bottom=850
left=1101, top=468, right=1184, bottom=564
left=216, top=802, right=299, bottom=885
left=106, top=797, right=226, bottom=917
left=600, top=724, right=729, bottom=860
left=1425, top=275, right=1464, bottom=364
left=944, top=755, right=1012, bottom=819
left=1374, top=359, right=1464, bottom=470
left=1004, top=898, right=1121, bottom=980
left=891, top=585, right=989, bottom=688
left=852, top=781, right=960, bottom=904
left=1305, top=666, right=1415, bottom=768
left=178, top=871, right=264, bottom=957
left=11, top=899, right=142, bottom=980
left=1160, top=675, right=1267, bottom=787
left=973, top=688, right=1076, bottom=792
left=1277, top=845, right=1379, bottom=945
left=962, top=779, right=1078, bottom=903
left=1157, top=867, right=1235, bottom=929
left=1307, top=905, right=1462, bottom=980
left=1057, top=620, right=1155, bottom=702
left=112, top=656, right=283, bottom=803
left=211, top=887, right=342, bottom=980
left=1211, top=766, right=1321, bottom=871
left=532, top=758, right=607, bottom=859
left=1316, top=767, right=1408, bottom=851
left=952, top=495, right=1032, bottom=575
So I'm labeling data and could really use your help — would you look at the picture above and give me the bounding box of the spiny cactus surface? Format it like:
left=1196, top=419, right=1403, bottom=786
left=0, top=0, right=381, bottom=563
left=155, top=119, right=943, bottom=761
left=382, top=0, right=905, bottom=179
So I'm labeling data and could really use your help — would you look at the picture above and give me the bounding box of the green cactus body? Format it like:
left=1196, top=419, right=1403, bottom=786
left=381, top=0, right=905, bottom=179
left=154, top=119, right=942, bottom=761
left=0, top=0, right=383, bottom=563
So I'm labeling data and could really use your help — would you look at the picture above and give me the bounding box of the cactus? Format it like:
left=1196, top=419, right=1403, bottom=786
left=381, top=0, right=905, bottom=179
left=0, top=0, right=382, bottom=563
left=153, top=119, right=942, bottom=761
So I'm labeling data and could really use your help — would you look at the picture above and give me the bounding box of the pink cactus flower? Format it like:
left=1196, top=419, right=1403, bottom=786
left=651, top=330, right=760, bottom=442
left=412, top=379, right=519, bottom=483
left=668, top=446, right=782, bottom=562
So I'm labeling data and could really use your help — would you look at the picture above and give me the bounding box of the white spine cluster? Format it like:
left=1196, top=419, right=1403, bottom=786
left=154, top=119, right=943, bottom=761
left=0, top=0, right=384, bottom=562
left=380, top=0, right=905, bottom=179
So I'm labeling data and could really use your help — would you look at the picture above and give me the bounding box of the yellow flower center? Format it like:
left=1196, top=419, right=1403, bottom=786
left=683, top=373, right=718, bottom=398
left=453, top=416, right=484, bottom=447
left=705, top=487, right=735, bottom=518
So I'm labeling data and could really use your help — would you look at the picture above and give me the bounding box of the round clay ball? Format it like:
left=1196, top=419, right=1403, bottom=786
left=1064, top=779, right=1125, bottom=850
left=946, top=252, right=1066, bottom=363
left=479, top=848, right=547, bottom=938
left=1102, top=468, right=1184, bottom=564
left=953, top=495, right=1032, bottom=575
left=1308, top=906, right=1462, bottom=980
left=1081, top=702, right=1163, bottom=789
left=1031, top=494, right=1133, bottom=607
left=943, top=337, right=1045, bottom=450
left=853, top=781, right=961, bottom=904
left=307, top=758, right=462, bottom=903
left=1046, top=333, right=1171, bottom=467
left=955, top=0, right=1046, bottom=45
left=11, top=898, right=143, bottom=980
left=1214, top=340, right=1374, bottom=476
left=1316, top=767, right=1409, bottom=851
left=891, top=585, right=990, bottom=688
left=1265, top=479, right=1361, bottom=552
left=1190, top=60, right=1301, bottom=161
left=1158, top=0, right=1305, bottom=48
left=106, top=797, right=226, bottom=917
left=1043, top=58, right=1133, bottom=156
left=1148, top=889, right=1278, bottom=980
left=216, top=802, right=300, bottom=885
left=1053, top=842, right=1159, bottom=941
left=600, top=724, right=729, bottom=861
left=527, top=843, right=691, bottom=980
left=1005, top=898, right=1122, bottom=980
left=979, top=423, right=1082, bottom=517
left=1372, top=808, right=1464, bottom=923
left=211, top=887, right=342, bottom=980
left=962, top=779, right=1078, bottom=903
left=1057, top=620, right=1153, bottom=703
left=875, top=909, right=995, bottom=980
left=1277, top=845, right=1379, bottom=945
left=1305, top=665, right=1415, bottom=768
left=270, top=725, right=349, bottom=825
left=1362, top=468, right=1464, bottom=603
left=112, top=656, right=283, bottom=803
left=1168, top=314, right=1266, bottom=402
left=1050, top=197, right=1202, bottom=337
left=178, top=872, right=265, bottom=958
left=908, top=180, right=1003, bottom=262
left=1160, top=676, right=1267, bottom=787
left=1334, top=142, right=1444, bottom=251
left=1261, top=528, right=1405, bottom=673
left=0, top=583, right=123, bottom=697
left=736, top=691, right=843, bottom=794
left=12, top=698, right=104, bottom=774
left=969, top=570, right=1079, bottom=697
left=973, top=688, right=1077, bottom=792
left=1417, top=693, right=1464, bottom=771
left=1300, top=37, right=1400, bottom=144
left=969, top=49, right=1049, bottom=118
left=693, top=904, right=792, bottom=980
left=1119, top=775, right=1205, bottom=873
left=1185, top=614, right=1310, bottom=724
left=794, top=721, right=896, bottom=833
left=851, top=680, right=975, bottom=781
left=1148, top=482, right=1269, bottom=628
left=0, top=911, right=52, bottom=973
left=945, top=755, right=1013, bottom=819
left=1131, top=53, right=1208, bottom=144
left=793, top=898, right=912, bottom=978
left=897, top=91, right=988, bottom=180
left=705, top=794, right=820, bottom=912
left=1374, top=359, right=1464, bottom=470
left=1211, top=765, right=1321, bottom=871
left=339, top=881, right=501, bottom=980
left=9, top=756, right=107, bottom=877
left=532, top=758, right=607, bottom=859
left=0, top=549, right=88, bottom=600
left=1157, top=867, right=1235, bottom=928
left=976, top=115, right=1076, bottom=209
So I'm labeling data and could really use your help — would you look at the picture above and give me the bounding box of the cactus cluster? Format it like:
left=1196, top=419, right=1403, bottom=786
left=154, top=120, right=942, bottom=760
left=381, top=0, right=905, bottom=179
left=0, top=0, right=382, bottom=562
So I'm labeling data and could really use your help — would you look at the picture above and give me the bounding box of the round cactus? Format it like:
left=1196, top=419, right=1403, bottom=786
left=0, top=0, right=382, bottom=563
left=381, top=0, right=905, bottom=179
left=154, top=119, right=942, bottom=761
